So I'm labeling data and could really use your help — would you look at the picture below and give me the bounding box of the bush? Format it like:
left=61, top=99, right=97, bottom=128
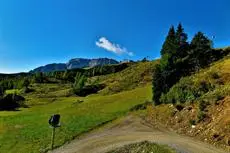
left=160, top=73, right=218, bottom=105
left=189, top=119, right=196, bottom=125
left=22, top=87, right=34, bottom=93
left=197, top=111, right=206, bottom=122
left=198, top=100, right=207, bottom=111
left=200, top=84, right=230, bottom=104
left=130, top=101, right=152, bottom=111
left=0, top=94, right=25, bottom=110
left=160, top=77, right=196, bottom=104
left=210, top=71, right=220, bottom=79
left=175, top=104, right=184, bottom=111
left=74, top=84, right=105, bottom=97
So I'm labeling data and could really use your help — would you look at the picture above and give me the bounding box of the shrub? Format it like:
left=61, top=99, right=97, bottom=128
left=130, top=101, right=152, bottom=111
left=160, top=77, right=196, bottom=104
left=197, top=111, right=206, bottom=122
left=189, top=119, right=196, bottom=125
left=175, top=104, right=184, bottom=111
left=0, top=94, right=25, bottom=110
left=210, top=71, right=220, bottom=79
left=200, top=84, right=230, bottom=104
left=198, top=100, right=207, bottom=111
left=74, top=84, right=105, bottom=97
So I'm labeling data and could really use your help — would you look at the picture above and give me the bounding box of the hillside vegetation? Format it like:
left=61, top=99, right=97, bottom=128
left=0, top=23, right=229, bottom=153
left=160, top=56, right=230, bottom=104
left=91, top=61, right=158, bottom=95
left=0, top=61, right=156, bottom=153
left=147, top=56, right=230, bottom=151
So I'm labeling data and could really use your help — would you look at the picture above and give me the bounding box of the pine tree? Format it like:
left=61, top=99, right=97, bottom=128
left=152, top=64, right=163, bottom=105
left=22, top=78, right=30, bottom=89
left=73, top=73, right=86, bottom=95
left=160, top=26, right=177, bottom=56
left=153, top=24, right=189, bottom=104
left=175, top=23, right=188, bottom=46
left=191, top=32, right=211, bottom=50
left=175, top=23, right=189, bottom=59
left=190, top=32, right=212, bottom=70
left=153, top=26, right=177, bottom=104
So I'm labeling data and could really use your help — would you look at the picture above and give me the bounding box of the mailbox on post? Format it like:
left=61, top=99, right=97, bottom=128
left=49, top=114, right=61, bottom=127
left=49, top=114, right=61, bottom=150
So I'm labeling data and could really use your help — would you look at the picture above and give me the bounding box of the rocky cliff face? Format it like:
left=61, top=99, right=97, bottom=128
left=66, top=58, right=118, bottom=69
left=31, top=58, right=118, bottom=73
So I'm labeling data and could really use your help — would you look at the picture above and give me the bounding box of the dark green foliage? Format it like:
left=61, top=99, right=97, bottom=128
left=189, top=119, right=196, bottom=125
left=0, top=94, right=25, bottom=110
left=0, top=87, right=4, bottom=97
left=175, top=104, right=184, bottom=111
left=152, top=64, right=163, bottom=105
left=210, top=72, right=220, bottom=79
left=47, top=63, right=129, bottom=83
left=74, top=84, right=105, bottom=97
left=129, top=101, right=152, bottom=111
left=176, top=23, right=188, bottom=46
left=160, top=77, right=216, bottom=104
left=84, top=63, right=129, bottom=77
left=73, top=73, right=86, bottom=92
left=160, top=26, right=177, bottom=55
left=153, top=24, right=190, bottom=105
left=22, top=78, right=30, bottom=88
left=33, top=72, right=45, bottom=83
left=160, top=77, right=195, bottom=104
left=197, top=111, right=206, bottom=122
left=152, top=23, right=228, bottom=104
left=198, top=100, right=207, bottom=111
left=190, top=32, right=213, bottom=70
left=22, top=87, right=34, bottom=93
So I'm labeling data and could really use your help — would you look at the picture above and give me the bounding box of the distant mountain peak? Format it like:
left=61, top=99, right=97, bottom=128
left=31, top=58, right=119, bottom=73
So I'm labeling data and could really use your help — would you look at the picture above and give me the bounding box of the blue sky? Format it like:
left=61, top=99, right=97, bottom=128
left=0, top=0, right=229, bottom=73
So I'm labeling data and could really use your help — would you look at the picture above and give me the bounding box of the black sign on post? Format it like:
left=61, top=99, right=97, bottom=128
left=48, top=114, right=61, bottom=150
left=49, top=114, right=61, bottom=127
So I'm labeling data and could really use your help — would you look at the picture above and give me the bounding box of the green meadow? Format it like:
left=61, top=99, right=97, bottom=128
left=0, top=84, right=152, bottom=153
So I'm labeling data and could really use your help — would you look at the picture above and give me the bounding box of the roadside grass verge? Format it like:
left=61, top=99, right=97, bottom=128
left=106, top=141, right=176, bottom=153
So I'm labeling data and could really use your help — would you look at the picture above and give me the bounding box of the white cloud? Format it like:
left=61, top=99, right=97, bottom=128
left=96, top=37, right=134, bottom=56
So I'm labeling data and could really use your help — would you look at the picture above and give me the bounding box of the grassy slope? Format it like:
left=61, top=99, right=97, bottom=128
left=147, top=57, right=230, bottom=150
left=91, top=61, right=158, bottom=95
left=0, top=61, right=155, bottom=153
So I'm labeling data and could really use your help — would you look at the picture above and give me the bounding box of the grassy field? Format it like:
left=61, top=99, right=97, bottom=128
left=106, top=141, right=176, bottom=153
left=0, top=84, right=152, bottom=153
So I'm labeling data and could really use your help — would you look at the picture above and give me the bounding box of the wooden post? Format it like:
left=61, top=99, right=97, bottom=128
left=51, top=127, right=55, bottom=150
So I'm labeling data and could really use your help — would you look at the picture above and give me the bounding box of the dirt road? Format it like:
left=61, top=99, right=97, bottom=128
left=51, top=115, right=227, bottom=153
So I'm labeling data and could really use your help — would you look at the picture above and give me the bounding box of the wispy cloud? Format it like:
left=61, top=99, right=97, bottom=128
left=96, top=37, right=133, bottom=56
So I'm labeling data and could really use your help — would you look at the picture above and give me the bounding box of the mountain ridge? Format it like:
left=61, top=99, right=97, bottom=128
left=30, top=58, right=119, bottom=73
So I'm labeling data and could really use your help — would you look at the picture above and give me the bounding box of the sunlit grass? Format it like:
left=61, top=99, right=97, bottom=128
left=0, top=85, right=152, bottom=153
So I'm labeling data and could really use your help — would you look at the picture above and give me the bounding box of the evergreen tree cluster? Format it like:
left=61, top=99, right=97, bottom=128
left=44, top=63, right=129, bottom=83
left=152, top=23, right=229, bottom=105
left=0, top=77, right=31, bottom=94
